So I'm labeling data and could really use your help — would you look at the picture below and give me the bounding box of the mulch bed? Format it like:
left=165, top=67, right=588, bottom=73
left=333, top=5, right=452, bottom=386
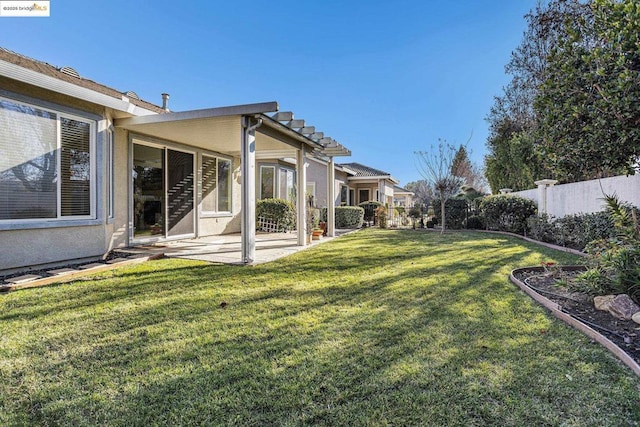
left=512, top=266, right=640, bottom=366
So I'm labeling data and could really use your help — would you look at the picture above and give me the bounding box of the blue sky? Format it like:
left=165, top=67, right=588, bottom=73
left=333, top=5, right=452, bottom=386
left=1, top=0, right=536, bottom=186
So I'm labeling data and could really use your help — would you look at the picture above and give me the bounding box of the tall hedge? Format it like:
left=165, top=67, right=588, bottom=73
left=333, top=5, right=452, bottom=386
left=432, top=198, right=468, bottom=229
left=479, top=195, right=537, bottom=235
left=256, top=198, right=296, bottom=232
left=321, top=206, right=364, bottom=228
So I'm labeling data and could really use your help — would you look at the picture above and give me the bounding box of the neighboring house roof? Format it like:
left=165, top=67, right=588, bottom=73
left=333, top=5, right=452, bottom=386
left=0, top=47, right=166, bottom=114
left=393, top=185, right=414, bottom=195
left=339, top=162, right=399, bottom=184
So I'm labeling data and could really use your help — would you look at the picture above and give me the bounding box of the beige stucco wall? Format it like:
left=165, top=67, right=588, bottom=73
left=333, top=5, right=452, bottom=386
left=0, top=82, right=118, bottom=271
left=1, top=225, right=108, bottom=271
left=307, top=158, right=328, bottom=207
left=108, top=126, right=132, bottom=250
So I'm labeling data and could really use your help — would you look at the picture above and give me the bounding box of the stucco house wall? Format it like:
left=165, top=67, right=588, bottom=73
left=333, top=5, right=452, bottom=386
left=0, top=83, right=115, bottom=270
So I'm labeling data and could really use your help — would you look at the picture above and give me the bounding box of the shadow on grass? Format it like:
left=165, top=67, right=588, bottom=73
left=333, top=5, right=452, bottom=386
left=1, top=229, right=638, bottom=426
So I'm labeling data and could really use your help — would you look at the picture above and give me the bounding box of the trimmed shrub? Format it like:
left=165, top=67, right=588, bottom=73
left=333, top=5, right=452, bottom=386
left=433, top=198, right=468, bottom=230
left=256, top=198, right=296, bottom=232
left=479, top=195, right=536, bottom=235
left=320, top=206, right=364, bottom=228
left=464, top=215, right=485, bottom=230
left=527, top=211, right=615, bottom=251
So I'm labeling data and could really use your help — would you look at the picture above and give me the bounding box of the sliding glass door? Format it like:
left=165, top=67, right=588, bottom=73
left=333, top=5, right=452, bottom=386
left=133, top=144, right=164, bottom=238
left=166, top=149, right=194, bottom=237
left=132, top=142, right=195, bottom=240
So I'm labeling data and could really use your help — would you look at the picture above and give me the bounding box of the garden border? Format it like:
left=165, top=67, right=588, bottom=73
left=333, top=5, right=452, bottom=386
left=510, top=267, right=640, bottom=376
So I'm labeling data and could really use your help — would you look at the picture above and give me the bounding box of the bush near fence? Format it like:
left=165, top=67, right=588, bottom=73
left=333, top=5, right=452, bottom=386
left=256, top=198, right=296, bottom=232
left=527, top=212, right=617, bottom=251
left=432, top=198, right=469, bottom=230
left=321, top=206, right=365, bottom=228
left=479, top=195, right=537, bottom=235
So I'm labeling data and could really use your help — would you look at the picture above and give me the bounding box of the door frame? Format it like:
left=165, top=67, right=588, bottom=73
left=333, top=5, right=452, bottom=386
left=129, top=136, right=196, bottom=244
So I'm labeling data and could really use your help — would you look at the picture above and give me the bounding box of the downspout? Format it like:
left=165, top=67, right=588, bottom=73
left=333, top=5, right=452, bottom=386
left=241, top=116, right=263, bottom=265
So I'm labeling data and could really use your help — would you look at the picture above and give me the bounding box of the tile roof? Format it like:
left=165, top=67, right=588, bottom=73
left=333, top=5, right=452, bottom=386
left=393, top=185, right=413, bottom=193
left=339, top=162, right=391, bottom=177
left=0, top=47, right=166, bottom=113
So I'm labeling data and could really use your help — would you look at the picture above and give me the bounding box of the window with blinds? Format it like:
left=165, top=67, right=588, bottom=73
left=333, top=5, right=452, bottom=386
left=201, top=155, right=232, bottom=213
left=0, top=97, right=94, bottom=221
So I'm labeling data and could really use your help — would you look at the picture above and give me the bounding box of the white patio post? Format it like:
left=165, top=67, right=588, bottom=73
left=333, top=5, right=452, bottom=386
left=327, top=156, right=336, bottom=237
left=296, top=145, right=308, bottom=246
left=241, top=117, right=260, bottom=264
left=534, top=179, right=558, bottom=216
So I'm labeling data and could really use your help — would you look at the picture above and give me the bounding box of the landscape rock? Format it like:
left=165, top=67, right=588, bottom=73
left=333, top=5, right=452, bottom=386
left=608, top=294, right=640, bottom=321
left=594, top=295, right=615, bottom=312
left=632, top=311, right=640, bottom=325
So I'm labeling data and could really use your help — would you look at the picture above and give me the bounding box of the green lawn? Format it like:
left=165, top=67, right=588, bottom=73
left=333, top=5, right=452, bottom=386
left=1, top=229, right=638, bottom=426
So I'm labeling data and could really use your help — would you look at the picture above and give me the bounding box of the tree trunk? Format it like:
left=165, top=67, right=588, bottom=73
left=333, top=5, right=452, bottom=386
left=440, top=191, right=446, bottom=235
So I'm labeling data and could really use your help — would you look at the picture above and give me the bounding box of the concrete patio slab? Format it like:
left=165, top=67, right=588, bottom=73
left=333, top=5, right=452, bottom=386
left=128, top=229, right=356, bottom=265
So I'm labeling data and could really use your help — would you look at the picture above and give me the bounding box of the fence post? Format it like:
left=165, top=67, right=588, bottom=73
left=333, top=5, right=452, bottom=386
left=534, top=179, right=558, bottom=216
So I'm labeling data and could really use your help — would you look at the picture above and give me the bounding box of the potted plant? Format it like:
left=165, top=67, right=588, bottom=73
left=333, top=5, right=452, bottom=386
left=312, top=227, right=323, bottom=240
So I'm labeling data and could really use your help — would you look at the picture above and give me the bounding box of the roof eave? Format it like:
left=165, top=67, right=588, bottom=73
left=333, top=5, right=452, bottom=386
left=0, top=58, right=158, bottom=116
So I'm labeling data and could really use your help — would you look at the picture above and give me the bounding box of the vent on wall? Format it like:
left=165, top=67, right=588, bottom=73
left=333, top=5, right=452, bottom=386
left=124, top=91, right=140, bottom=100
left=59, top=66, right=80, bottom=78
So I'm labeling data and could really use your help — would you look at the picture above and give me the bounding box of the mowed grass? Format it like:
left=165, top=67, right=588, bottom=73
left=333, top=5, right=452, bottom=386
left=0, top=229, right=639, bottom=426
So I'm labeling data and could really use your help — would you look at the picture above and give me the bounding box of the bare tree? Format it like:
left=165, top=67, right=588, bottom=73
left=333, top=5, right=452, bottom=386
left=415, top=141, right=463, bottom=234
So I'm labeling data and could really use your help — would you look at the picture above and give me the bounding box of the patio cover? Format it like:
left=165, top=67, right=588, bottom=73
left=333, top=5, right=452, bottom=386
left=114, top=102, right=350, bottom=264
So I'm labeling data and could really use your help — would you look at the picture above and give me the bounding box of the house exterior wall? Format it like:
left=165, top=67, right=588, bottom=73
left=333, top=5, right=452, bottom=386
left=0, top=83, right=115, bottom=271
left=334, top=170, right=349, bottom=206
left=0, top=79, right=248, bottom=271
left=307, top=158, right=328, bottom=207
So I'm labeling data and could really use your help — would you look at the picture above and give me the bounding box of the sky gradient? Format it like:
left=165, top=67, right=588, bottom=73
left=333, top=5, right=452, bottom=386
left=1, top=0, right=537, bottom=187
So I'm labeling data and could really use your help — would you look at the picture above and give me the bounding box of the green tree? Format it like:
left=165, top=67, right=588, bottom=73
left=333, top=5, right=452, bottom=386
left=485, top=0, right=588, bottom=189
left=451, top=144, right=488, bottom=193
left=485, top=121, right=544, bottom=192
left=535, top=0, right=640, bottom=181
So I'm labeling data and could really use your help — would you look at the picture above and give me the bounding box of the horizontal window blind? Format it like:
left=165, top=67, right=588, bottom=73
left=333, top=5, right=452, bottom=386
left=60, top=117, right=91, bottom=216
left=0, top=100, right=58, bottom=219
left=0, top=98, right=94, bottom=221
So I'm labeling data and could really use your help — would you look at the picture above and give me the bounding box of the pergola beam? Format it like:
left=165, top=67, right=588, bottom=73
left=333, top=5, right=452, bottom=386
left=272, top=111, right=293, bottom=121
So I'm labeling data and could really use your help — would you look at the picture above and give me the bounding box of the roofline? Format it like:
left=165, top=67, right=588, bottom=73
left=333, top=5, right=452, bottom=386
left=337, top=165, right=357, bottom=176
left=113, top=102, right=279, bottom=127
left=348, top=175, right=400, bottom=184
left=0, top=57, right=158, bottom=116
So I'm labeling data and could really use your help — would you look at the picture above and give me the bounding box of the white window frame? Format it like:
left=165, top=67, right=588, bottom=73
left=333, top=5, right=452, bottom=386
left=107, top=128, right=115, bottom=220
left=0, top=96, right=96, bottom=223
left=200, top=153, right=233, bottom=216
left=259, top=165, right=276, bottom=199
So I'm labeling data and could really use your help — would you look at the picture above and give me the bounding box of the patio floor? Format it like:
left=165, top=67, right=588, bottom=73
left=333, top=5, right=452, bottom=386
left=120, top=229, right=356, bottom=265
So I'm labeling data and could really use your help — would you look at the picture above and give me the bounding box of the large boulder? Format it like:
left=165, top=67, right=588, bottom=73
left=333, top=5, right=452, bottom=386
left=608, top=294, right=640, bottom=321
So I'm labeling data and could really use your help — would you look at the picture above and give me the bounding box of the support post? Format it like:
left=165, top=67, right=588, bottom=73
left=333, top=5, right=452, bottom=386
left=327, top=156, right=336, bottom=237
left=241, top=117, right=259, bottom=264
left=296, top=145, right=307, bottom=246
